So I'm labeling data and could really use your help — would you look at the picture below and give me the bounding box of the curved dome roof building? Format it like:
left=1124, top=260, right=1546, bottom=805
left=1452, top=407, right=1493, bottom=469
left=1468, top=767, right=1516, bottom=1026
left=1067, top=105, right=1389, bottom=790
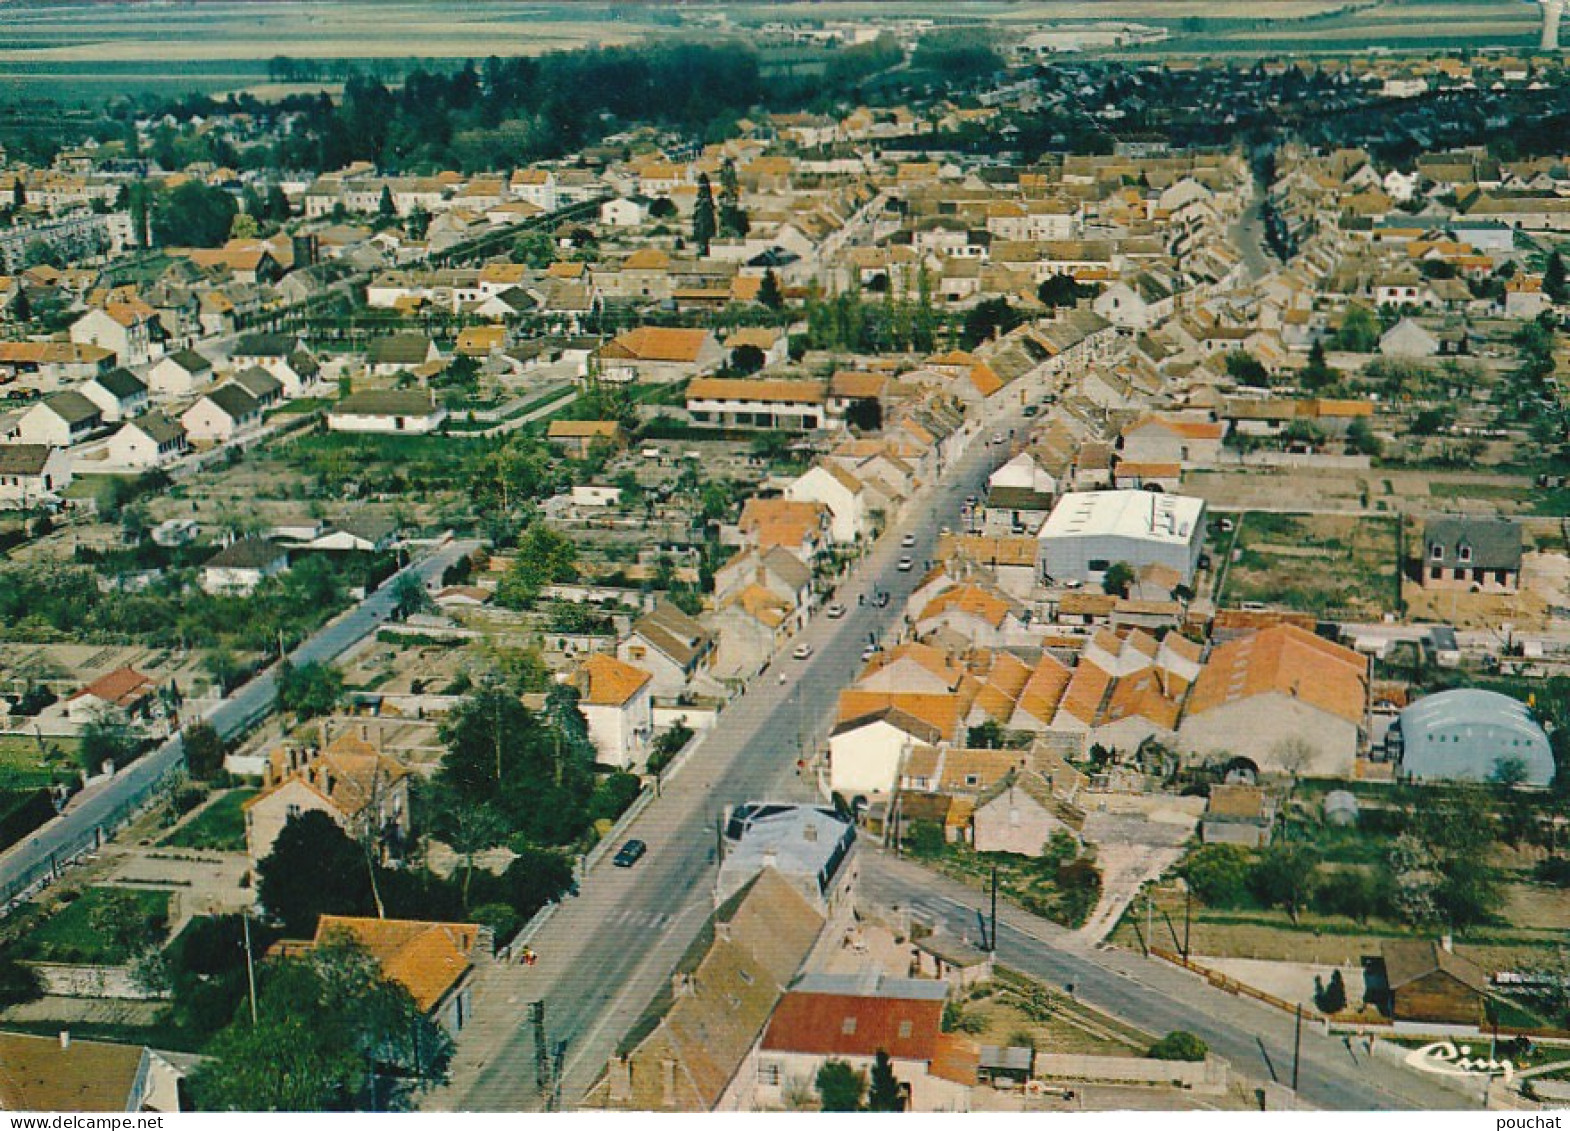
left=1393, top=688, right=1555, bottom=787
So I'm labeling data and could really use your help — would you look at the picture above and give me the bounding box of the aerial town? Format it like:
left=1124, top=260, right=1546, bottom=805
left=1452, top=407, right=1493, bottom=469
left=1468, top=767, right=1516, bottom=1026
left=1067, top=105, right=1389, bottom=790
left=2, top=0, right=1570, bottom=1116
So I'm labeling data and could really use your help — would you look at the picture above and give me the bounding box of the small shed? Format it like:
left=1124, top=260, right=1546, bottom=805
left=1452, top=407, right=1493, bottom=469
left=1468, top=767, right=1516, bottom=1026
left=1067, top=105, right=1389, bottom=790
left=912, top=932, right=994, bottom=991
left=1200, top=784, right=1276, bottom=848
left=1380, top=939, right=1489, bottom=1025
left=1323, top=790, right=1359, bottom=828
left=978, top=1045, right=1035, bottom=1088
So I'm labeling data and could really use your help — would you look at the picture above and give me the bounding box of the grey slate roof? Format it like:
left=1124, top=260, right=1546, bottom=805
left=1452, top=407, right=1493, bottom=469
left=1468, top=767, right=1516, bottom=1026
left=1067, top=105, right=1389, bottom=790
left=162, top=348, right=211, bottom=374
left=332, top=389, right=439, bottom=417
left=205, top=537, right=287, bottom=570
left=203, top=383, right=262, bottom=420
left=366, top=334, right=434, bottom=366
left=0, top=444, right=56, bottom=475
left=129, top=412, right=186, bottom=445
left=234, top=367, right=284, bottom=400
left=43, top=390, right=102, bottom=426
left=1422, top=516, right=1522, bottom=572
left=631, top=601, right=713, bottom=669
left=233, top=333, right=296, bottom=358
left=92, top=367, right=148, bottom=399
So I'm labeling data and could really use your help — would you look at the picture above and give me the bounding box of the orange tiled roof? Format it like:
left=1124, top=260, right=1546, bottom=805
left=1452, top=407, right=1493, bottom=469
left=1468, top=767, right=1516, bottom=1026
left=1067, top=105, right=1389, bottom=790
left=919, top=584, right=1011, bottom=630
left=1056, top=661, right=1114, bottom=726
left=1016, top=653, right=1072, bottom=723
left=71, top=666, right=152, bottom=707
left=1185, top=624, right=1366, bottom=725
left=311, top=915, right=479, bottom=1013
left=688, top=377, right=825, bottom=404
left=602, top=326, right=711, bottom=363
left=836, top=690, right=967, bottom=741
left=577, top=653, right=652, bottom=707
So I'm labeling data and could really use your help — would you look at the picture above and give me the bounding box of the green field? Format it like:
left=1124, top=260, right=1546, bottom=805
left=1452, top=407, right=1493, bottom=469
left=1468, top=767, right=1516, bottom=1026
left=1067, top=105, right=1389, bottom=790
left=0, top=0, right=1552, bottom=105
left=0, top=734, right=77, bottom=790
left=15, top=887, right=171, bottom=965
left=1220, top=511, right=1401, bottom=618
left=161, top=789, right=256, bottom=853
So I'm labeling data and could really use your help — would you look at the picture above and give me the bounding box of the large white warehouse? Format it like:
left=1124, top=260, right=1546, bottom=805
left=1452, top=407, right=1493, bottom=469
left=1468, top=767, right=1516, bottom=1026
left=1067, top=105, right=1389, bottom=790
left=1037, top=489, right=1206, bottom=586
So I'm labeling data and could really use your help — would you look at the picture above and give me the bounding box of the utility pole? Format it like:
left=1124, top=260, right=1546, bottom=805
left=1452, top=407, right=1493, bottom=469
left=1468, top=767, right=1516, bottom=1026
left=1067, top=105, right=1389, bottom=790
left=1183, top=883, right=1192, bottom=962
left=242, top=913, right=258, bottom=1027
left=989, top=865, right=998, bottom=953
left=1292, top=1002, right=1303, bottom=1093
left=530, top=1000, right=550, bottom=1096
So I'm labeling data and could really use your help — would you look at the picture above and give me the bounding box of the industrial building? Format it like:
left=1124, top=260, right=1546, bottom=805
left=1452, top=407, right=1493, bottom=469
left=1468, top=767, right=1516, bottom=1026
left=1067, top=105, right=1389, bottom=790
left=1390, top=688, right=1555, bottom=787
left=1036, top=489, right=1206, bottom=586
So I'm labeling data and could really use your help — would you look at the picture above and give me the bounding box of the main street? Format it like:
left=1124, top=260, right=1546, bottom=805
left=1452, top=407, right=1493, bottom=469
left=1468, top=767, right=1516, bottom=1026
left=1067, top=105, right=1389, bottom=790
left=0, top=537, right=480, bottom=909
left=436, top=378, right=1058, bottom=1112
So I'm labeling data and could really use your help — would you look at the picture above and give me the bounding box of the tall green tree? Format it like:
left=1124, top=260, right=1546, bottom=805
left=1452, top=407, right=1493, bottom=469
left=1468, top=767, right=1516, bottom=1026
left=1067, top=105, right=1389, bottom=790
left=1547, top=251, right=1569, bottom=305
left=692, top=173, right=716, bottom=254
left=815, top=1060, right=865, bottom=1111
left=867, top=1050, right=903, bottom=1111
left=718, top=157, right=748, bottom=238
left=435, top=686, right=593, bottom=845
left=494, top=523, right=577, bottom=608
left=257, top=811, right=376, bottom=936
left=190, top=938, right=452, bottom=1111
left=151, top=180, right=238, bottom=248
left=378, top=183, right=397, bottom=220
left=183, top=720, right=227, bottom=780
left=758, top=268, right=784, bottom=311
left=275, top=660, right=344, bottom=721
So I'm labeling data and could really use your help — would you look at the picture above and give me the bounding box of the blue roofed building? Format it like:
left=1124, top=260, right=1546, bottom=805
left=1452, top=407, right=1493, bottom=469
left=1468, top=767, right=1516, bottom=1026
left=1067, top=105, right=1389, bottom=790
left=1391, top=689, right=1555, bottom=787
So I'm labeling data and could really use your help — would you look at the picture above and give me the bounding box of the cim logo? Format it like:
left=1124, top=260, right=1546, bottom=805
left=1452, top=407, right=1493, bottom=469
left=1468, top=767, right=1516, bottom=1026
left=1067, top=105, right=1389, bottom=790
left=1402, top=1040, right=1514, bottom=1082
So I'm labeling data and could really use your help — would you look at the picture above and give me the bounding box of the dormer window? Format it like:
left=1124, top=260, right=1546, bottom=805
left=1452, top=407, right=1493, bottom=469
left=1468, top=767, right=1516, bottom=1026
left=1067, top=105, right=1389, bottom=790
left=1458, top=543, right=1472, bottom=563
left=1431, top=544, right=1443, bottom=561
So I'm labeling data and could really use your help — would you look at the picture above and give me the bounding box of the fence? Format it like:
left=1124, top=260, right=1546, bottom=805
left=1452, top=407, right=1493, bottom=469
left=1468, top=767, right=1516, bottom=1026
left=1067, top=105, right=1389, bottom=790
left=1150, top=947, right=1304, bottom=1016
left=30, top=962, right=166, bottom=1000
left=1035, top=1052, right=1229, bottom=1092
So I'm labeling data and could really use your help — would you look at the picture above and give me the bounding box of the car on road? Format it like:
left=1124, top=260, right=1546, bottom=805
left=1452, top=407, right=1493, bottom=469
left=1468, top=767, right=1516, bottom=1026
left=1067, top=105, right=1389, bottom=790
left=825, top=601, right=846, bottom=619
left=792, top=642, right=813, bottom=660
left=1023, top=405, right=1039, bottom=417
left=862, top=645, right=878, bottom=661
left=901, top=533, right=916, bottom=548
left=897, top=556, right=914, bottom=571
left=991, top=433, right=1005, bottom=445
left=875, top=592, right=890, bottom=608
left=965, top=495, right=978, bottom=507
left=613, top=839, right=647, bottom=867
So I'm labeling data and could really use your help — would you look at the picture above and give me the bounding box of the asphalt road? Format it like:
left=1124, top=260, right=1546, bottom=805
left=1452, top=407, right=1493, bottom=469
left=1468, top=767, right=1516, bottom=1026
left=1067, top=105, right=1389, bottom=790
left=0, top=538, right=480, bottom=908
left=1229, top=180, right=1276, bottom=282
left=437, top=390, right=1053, bottom=1112
left=861, top=852, right=1479, bottom=1113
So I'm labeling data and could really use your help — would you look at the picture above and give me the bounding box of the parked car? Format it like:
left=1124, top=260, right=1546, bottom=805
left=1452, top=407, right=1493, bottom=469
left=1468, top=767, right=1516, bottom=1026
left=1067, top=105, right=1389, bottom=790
left=613, top=839, right=647, bottom=867
left=901, top=533, right=917, bottom=548
left=825, top=602, right=847, bottom=619
left=792, top=642, right=813, bottom=660
left=897, top=556, right=914, bottom=571
left=861, top=645, right=878, bottom=661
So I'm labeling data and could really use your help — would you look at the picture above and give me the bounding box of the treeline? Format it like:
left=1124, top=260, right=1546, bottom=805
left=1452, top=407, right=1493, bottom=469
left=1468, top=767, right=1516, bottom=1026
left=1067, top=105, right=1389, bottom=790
left=272, top=45, right=764, bottom=172
left=161, top=37, right=914, bottom=174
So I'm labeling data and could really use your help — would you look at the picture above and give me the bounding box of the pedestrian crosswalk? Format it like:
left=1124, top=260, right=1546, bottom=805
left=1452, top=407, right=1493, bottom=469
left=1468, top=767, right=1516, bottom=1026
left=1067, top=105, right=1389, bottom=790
left=609, top=908, right=674, bottom=930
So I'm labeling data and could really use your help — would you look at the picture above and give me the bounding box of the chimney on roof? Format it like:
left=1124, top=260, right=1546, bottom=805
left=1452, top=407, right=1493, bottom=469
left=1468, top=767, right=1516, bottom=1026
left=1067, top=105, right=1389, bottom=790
left=803, top=823, right=818, bottom=843
left=58, top=1029, right=69, bottom=1050
left=318, top=718, right=329, bottom=750
left=1440, top=933, right=1453, bottom=953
